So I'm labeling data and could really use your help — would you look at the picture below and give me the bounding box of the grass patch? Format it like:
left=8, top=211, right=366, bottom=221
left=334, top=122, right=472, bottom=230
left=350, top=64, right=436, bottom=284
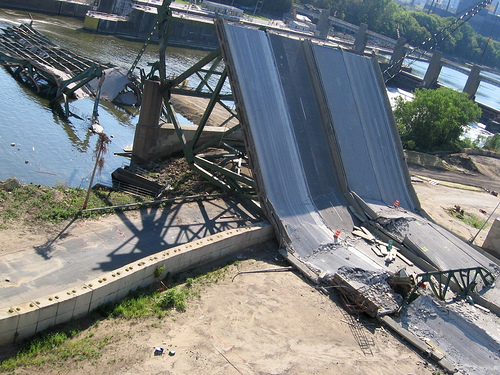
left=438, top=181, right=483, bottom=191
left=0, top=184, right=150, bottom=228
left=0, top=329, right=113, bottom=371
left=97, top=287, right=185, bottom=320
left=187, top=263, right=232, bottom=286
left=157, top=287, right=188, bottom=311
left=0, top=263, right=235, bottom=370
left=99, top=263, right=233, bottom=320
left=447, top=208, right=489, bottom=229
left=0, top=155, right=222, bottom=229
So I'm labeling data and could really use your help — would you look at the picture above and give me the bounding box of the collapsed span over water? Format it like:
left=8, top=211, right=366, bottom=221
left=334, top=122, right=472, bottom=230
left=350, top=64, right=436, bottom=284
left=0, top=23, right=140, bottom=110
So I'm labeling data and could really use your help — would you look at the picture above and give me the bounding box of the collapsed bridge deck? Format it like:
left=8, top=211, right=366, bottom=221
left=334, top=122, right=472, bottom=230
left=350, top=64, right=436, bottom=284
left=0, top=23, right=139, bottom=107
left=215, top=21, right=499, bottom=315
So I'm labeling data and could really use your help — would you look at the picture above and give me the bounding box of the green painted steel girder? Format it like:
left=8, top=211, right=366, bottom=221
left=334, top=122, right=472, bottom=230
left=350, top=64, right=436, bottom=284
left=145, top=0, right=258, bottom=210
left=194, top=155, right=255, bottom=188
left=169, top=88, right=232, bottom=101
left=416, top=266, right=495, bottom=300
left=191, top=67, right=229, bottom=148
left=170, top=48, right=224, bottom=88
left=53, top=64, right=103, bottom=102
left=397, top=266, right=495, bottom=315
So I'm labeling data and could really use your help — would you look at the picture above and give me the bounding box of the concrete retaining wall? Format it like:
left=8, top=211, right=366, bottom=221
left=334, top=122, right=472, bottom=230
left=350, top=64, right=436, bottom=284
left=0, top=223, right=274, bottom=346
left=482, top=217, right=500, bottom=258
left=0, top=0, right=90, bottom=18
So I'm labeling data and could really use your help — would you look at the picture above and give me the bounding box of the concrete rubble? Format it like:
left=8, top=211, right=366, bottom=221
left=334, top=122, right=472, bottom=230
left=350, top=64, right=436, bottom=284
left=400, top=294, right=500, bottom=374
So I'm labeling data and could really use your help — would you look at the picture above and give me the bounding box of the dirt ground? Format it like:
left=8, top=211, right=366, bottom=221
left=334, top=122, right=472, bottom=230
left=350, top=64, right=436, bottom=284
left=2, top=154, right=500, bottom=374
left=412, top=180, right=500, bottom=247
left=2, top=243, right=440, bottom=375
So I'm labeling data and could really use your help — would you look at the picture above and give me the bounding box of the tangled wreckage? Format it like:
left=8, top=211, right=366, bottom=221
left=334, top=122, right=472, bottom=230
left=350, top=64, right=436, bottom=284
left=0, top=23, right=141, bottom=116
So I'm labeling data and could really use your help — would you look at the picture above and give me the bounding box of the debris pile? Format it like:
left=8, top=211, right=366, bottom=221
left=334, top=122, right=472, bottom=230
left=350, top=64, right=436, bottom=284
left=376, top=217, right=415, bottom=236
left=351, top=225, right=413, bottom=266
left=325, top=267, right=404, bottom=316
left=400, top=294, right=500, bottom=375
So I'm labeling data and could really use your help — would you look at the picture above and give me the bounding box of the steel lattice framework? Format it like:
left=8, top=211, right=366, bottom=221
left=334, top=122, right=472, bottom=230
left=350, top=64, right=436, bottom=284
left=129, top=1, right=260, bottom=211
left=0, top=23, right=110, bottom=114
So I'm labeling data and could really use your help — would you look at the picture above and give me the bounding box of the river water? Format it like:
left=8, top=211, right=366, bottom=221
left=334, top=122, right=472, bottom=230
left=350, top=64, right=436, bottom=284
left=407, top=59, right=500, bottom=110
left=1, top=9, right=499, bottom=188
left=0, top=8, right=208, bottom=188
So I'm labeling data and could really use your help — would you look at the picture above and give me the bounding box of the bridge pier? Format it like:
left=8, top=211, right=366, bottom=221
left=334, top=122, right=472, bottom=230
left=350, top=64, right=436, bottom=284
left=131, top=80, right=164, bottom=165
left=387, top=37, right=407, bottom=78
left=422, top=51, right=442, bottom=89
left=353, top=23, right=368, bottom=54
left=316, top=9, right=330, bottom=39
left=463, top=65, right=481, bottom=100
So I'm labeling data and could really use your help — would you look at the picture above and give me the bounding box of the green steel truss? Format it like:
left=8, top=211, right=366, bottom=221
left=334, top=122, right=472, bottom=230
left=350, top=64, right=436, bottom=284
left=160, top=48, right=259, bottom=210
left=134, top=1, right=259, bottom=210
left=398, top=266, right=495, bottom=314
left=415, top=267, right=495, bottom=300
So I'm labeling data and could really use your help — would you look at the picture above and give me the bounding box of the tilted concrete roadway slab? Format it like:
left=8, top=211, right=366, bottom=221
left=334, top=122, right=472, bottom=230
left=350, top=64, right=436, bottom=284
left=217, top=21, right=498, bottom=284
left=218, top=22, right=381, bottom=276
left=217, top=21, right=500, bottom=373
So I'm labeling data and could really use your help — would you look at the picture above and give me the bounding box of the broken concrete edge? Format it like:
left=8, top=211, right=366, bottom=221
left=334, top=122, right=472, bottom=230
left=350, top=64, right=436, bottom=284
left=368, top=222, right=500, bottom=318
left=470, top=291, right=500, bottom=316
left=0, top=222, right=275, bottom=347
left=278, top=249, right=398, bottom=318
left=378, top=315, right=457, bottom=375
left=278, top=248, right=458, bottom=374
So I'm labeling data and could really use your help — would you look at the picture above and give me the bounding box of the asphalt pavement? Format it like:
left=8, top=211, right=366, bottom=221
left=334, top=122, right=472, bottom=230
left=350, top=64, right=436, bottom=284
left=0, top=197, right=261, bottom=308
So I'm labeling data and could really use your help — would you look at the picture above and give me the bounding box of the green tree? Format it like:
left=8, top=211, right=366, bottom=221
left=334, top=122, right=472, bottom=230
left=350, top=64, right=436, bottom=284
left=394, top=87, right=482, bottom=152
left=293, top=0, right=500, bottom=68
left=454, top=23, right=481, bottom=61
left=484, top=134, right=500, bottom=151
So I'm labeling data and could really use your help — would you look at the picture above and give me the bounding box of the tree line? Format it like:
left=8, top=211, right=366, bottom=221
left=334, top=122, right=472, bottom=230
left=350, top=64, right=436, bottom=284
left=217, top=0, right=500, bottom=70
left=322, top=0, right=500, bottom=70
